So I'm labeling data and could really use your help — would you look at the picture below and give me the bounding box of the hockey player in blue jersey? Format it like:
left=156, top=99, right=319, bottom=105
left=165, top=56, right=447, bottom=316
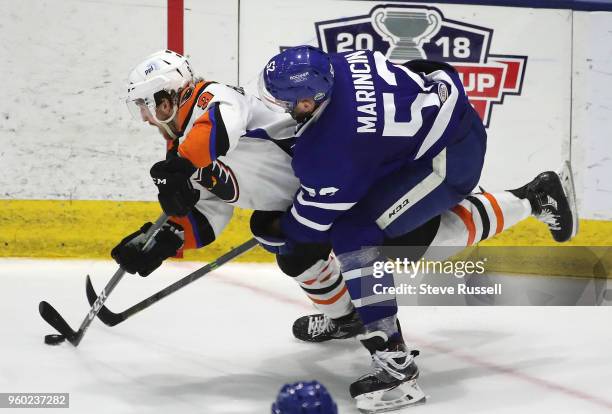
left=256, top=45, right=578, bottom=413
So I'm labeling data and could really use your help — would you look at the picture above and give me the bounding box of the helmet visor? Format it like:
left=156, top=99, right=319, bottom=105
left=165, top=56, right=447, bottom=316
left=126, top=97, right=157, bottom=123
left=257, top=71, right=294, bottom=113
left=125, top=75, right=172, bottom=122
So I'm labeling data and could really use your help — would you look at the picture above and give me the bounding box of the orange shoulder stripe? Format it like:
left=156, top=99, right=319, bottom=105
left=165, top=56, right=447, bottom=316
left=177, top=110, right=213, bottom=168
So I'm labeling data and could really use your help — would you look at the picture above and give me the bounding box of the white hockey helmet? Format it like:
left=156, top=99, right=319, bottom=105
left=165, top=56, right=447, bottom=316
left=126, top=49, right=194, bottom=124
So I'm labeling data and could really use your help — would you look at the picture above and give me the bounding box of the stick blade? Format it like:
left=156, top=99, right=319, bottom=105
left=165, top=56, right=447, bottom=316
left=38, top=301, right=77, bottom=344
left=85, top=275, right=125, bottom=327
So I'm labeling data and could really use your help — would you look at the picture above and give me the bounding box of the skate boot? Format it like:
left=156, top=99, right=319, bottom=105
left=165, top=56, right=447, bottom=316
left=350, top=331, right=426, bottom=413
left=292, top=310, right=364, bottom=342
left=508, top=161, right=578, bottom=242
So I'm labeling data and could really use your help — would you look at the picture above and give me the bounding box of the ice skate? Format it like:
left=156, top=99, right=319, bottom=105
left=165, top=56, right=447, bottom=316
left=350, top=331, right=426, bottom=413
left=509, top=161, right=578, bottom=242
left=293, top=309, right=364, bottom=342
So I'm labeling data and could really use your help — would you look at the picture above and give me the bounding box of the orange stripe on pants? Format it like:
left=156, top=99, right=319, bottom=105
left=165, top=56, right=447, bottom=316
left=451, top=205, right=476, bottom=246
left=482, top=192, right=505, bottom=234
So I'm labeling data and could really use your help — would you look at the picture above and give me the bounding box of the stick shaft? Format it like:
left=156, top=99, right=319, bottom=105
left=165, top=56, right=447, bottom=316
left=123, top=238, right=258, bottom=319
left=89, top=238, right=258, bottom=325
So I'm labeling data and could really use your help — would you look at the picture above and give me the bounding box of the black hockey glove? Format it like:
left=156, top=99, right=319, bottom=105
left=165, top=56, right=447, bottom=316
left=150, top=156, right=200, bottom=217
left=111, top=221, right=184, bottom=277
left=250, top=210, right=295, bottom=255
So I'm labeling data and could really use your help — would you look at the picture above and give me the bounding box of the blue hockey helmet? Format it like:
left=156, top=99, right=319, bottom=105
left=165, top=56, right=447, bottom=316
left=271, top=381, right=338, bottom=414
left=259, top=46, right=334, bottom=113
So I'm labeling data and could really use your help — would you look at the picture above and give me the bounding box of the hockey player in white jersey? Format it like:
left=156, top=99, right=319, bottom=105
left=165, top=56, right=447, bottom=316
left=110, top=50, right=356, bottom=331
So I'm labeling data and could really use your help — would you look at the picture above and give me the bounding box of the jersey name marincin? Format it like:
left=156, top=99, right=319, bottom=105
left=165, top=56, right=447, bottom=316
left=282, top=49, right=470, bottom=242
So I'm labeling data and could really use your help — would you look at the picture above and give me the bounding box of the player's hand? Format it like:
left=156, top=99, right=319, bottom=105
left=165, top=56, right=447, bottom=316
left=250, top=210, right=294, bottom=255
left=111, top=221, right=184, bottom=277
left=150, top=156, right=200, bottom=217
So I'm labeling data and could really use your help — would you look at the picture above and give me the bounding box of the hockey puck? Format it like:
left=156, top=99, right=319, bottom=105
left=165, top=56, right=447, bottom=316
left=44, top=334, right=66, bottom=345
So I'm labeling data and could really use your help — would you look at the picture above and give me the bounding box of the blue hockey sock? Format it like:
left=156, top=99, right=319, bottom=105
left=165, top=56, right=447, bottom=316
left=337, top=247, right=399, bottom=329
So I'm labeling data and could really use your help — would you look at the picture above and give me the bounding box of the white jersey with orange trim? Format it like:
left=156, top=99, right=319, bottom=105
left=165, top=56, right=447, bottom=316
left=168, top=81, right=300, bottom=250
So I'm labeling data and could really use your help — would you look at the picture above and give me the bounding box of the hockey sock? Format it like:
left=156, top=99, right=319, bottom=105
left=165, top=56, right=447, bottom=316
left=430, top=191, right=531, bottom=247
left=292, top=254, right=354, bottom=319
left=337, top=247, right=399, bottom=334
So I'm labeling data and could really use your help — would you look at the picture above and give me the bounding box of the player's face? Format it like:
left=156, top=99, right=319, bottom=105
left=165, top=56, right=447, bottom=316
left=127, top=95, right=178, bottom=139
left=132, top=100, right=164, bottom=127
left=138, top=103, right=156, bottom=125
left=291, top=99, right=317, bottom=122
left=135, top=99, right=178, bottom=140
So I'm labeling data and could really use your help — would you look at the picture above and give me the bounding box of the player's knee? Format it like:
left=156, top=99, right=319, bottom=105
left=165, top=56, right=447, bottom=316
left=276, top=243, right=332, bottom=277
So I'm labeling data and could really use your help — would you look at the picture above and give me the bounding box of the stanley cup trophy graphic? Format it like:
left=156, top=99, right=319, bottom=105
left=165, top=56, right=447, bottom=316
left=372, top=7, right=442, bottom=62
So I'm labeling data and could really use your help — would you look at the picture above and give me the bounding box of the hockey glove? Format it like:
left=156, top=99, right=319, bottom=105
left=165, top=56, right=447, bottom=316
left=250, top=210, right=295, bottom=255
left=150, top=156, right=200, bottom=217
left=111, top=221, right=184, bottom=277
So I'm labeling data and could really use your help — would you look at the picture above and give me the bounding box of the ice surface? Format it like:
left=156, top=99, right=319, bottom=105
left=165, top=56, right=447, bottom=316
left=1, top=258, right=611, bottom=413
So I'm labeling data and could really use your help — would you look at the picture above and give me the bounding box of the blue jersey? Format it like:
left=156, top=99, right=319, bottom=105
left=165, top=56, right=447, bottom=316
left=281, top=50, right=472, bottom=243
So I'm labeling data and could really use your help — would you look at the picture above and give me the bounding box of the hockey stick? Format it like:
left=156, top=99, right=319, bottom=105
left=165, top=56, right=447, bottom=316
left=39, top=214, right=169, bottom=346
left=85, top=238, right=259, bottom=327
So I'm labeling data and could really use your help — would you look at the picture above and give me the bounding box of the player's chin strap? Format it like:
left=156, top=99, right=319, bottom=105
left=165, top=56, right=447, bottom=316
left=159, top=122, right=177, bottom=140
left=155, top=105, right=179, bottom=140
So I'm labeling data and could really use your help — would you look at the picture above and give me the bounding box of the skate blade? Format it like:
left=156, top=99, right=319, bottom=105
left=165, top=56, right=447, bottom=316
left=355, top=379, right=427, bottom=413
left=558, top=161, right=579, bottom=239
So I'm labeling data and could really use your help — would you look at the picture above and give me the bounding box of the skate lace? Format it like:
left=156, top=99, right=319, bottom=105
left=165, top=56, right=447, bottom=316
left=372, top=350, right=412, bottom=381
left=307, top=315, right=335, bottom=338
left=537, top=208, right=561, bottom=230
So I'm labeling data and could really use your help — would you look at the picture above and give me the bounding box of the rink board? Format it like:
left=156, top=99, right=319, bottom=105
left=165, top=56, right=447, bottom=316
left=1, top=200, right=610, bottom=279
left=1, top=1, right=611, bottom=273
